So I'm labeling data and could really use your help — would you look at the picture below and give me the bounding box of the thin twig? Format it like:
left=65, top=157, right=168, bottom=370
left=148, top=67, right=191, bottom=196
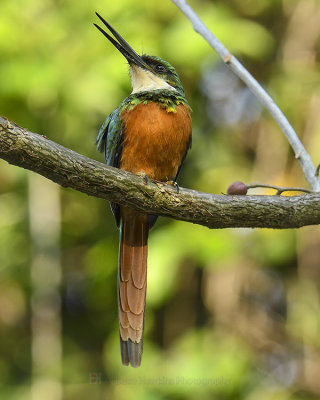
left=247, top=183, right=313, bottom=195
left=171, top=0, right=320, bottom=191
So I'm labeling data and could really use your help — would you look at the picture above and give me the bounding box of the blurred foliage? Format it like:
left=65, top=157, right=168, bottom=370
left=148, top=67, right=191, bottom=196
left=1, top=0, right=320, bottom=399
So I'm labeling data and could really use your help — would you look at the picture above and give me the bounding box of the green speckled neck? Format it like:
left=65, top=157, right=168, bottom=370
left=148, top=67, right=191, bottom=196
left=121, top=90, right=191, bottom=113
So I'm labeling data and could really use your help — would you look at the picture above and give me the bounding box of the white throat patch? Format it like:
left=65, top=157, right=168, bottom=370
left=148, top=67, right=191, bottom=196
left=130, top=65, right=176, bottom=94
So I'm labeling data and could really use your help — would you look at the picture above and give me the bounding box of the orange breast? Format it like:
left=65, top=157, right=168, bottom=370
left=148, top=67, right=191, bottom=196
left=120, top=102, right=192, bottom=181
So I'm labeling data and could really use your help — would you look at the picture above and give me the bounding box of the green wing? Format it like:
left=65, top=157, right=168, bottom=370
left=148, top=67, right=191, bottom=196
left=96, top=107, right=124, bottom=169
left=97, top=107, right=125, bottom=226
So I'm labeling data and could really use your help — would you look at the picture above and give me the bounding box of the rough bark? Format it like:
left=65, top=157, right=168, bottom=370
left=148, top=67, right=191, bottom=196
left=1, top=116, right=319, bottom=229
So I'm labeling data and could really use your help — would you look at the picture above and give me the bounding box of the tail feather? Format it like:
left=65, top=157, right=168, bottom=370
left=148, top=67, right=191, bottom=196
left=120, top=339, right=129, bottom=366
left=118, top=207, right=148, bottom=367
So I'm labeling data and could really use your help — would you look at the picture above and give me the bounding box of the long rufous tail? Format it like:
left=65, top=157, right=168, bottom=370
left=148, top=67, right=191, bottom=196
left=118, top=207, right=148, bottom=367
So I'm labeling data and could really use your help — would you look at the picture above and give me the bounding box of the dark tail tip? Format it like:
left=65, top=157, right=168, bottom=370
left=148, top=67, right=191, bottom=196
left=120, top=338, right=143, bottom=368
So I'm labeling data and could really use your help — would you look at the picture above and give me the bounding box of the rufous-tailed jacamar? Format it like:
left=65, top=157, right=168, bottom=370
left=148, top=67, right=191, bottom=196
left=94, top=12, right=192, bottom=367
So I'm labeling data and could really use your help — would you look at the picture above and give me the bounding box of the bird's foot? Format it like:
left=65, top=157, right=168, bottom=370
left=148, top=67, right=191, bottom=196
left=153, top=180, right=180, bottom=194
left=166, top=180, right=180, bottom=194
left=136, top=172, right=149, bottom=185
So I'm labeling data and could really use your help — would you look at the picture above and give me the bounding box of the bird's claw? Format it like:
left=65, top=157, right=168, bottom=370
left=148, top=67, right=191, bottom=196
left=166, top=180, right=180, bottom=193
left=136, top=173, right=179, bottom=193
left=136, top=172, right=149, bottom=185
left=154, top=179, right=179, bottom=194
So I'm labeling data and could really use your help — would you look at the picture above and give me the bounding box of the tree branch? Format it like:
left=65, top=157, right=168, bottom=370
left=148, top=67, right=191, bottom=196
left=1, top=117, right=320, bottom=229
left=171, top=0, right=320, bottom=191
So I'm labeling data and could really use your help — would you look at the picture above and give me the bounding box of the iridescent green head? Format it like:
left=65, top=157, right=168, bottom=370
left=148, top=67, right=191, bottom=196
left=137, top=55, right=185, bottom=95
left=94, top=13, right=186, bottom=97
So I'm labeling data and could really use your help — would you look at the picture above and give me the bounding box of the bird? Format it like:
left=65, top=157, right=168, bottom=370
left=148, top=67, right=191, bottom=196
left=94, top=12, right=192, bottom=367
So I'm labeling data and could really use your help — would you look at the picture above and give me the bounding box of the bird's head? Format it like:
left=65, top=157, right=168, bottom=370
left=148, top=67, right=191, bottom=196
left=94, top=13, right=185, bottom=96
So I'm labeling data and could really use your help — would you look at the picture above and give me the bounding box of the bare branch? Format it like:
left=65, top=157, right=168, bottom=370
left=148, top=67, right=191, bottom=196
left=171, top=0, right=320, bottom=191
left=1, top=117, right=320, bottom=229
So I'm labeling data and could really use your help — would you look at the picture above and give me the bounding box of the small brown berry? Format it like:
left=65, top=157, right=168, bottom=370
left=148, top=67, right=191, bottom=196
left=227, top=181, right=248, bottom=195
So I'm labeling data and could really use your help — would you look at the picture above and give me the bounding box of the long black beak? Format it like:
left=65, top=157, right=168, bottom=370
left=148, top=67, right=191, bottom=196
left=94, top=12, right=152, bottom=71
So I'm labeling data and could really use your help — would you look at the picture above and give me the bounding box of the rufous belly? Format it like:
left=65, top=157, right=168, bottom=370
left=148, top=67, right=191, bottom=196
left=120, top=102, right=192, bottom=181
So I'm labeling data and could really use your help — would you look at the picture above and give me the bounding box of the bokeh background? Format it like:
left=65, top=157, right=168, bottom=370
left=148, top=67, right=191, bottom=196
left=1, top=0, right=320, bottom=399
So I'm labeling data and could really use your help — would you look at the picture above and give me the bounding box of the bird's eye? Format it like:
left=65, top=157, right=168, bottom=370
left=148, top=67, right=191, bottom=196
left=155, top=64, right=166, bottom=73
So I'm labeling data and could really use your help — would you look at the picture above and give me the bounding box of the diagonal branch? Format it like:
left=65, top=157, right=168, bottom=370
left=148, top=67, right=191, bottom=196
left=171, top=0, right=320, bottom=191
left=1, top=117, right=320, bottom=229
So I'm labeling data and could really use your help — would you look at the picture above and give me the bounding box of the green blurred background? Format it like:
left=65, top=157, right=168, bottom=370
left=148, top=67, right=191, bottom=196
left=1, top=0, right=320, bottom=399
